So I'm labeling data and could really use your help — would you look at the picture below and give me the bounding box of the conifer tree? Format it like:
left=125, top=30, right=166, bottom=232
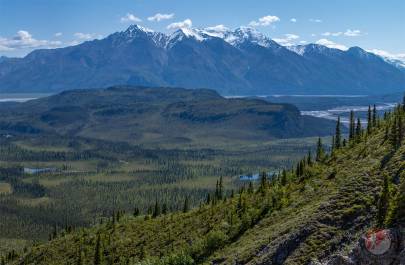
left=183, top=197, right=189, bottom=213
left=281, top=169, right=287, bottom=186
left=377, top=174, right=390, bottom=227
left=315, top=137, right=325, bottom=161
left=403, top=93, right=405, bottom=111
left=259, top=172, right=268, bottom=193
left=219, top=176, right=224, bottom=200
left=94, top=234, right=101, bottom=265
left=162, top=203, right=168, bottom=215
left=349, top=110, right=355, bottom=140
left=152, top=200, right=160, bottom=218
left=390, top=117, right=399, bottom=148
left=355, top=118, right=362, bottom=140
left=307, top=150, right=312, bottom=166
left=1, top=257, right=5, bottom=265
left=133, top=207, right=139, bottom=217
left=367, top=105, right=372, bottom=134
left=206, top=193, right=211, bottom=204
left=335, top=116, right=341, bottom=149
left=399, top=115, right=404, bottom=145
left=248, top=181, right=254, bottom=194
left=372, top=104, right=377, bottom=127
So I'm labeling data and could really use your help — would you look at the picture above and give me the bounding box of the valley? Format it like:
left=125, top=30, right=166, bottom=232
left=1, top=2, right=404, bottom=264
left=2, top=91, right=404, bottom=265
left=0, top=87, right=334, bottom=258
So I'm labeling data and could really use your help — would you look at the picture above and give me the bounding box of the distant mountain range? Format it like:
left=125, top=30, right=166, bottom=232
left=0, top=86, right=337, bottom=144
left=0, top=25, right=404, bottom=95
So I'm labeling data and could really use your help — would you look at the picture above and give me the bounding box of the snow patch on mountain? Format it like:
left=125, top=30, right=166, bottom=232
left=286, top=45, right=307, bottom=56
left=368, top=49, right=405, bottom=69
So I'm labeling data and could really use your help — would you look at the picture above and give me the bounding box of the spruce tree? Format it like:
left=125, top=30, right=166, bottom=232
left=355, top=118, right=362, bottom=140
left=248, top=181, right=254, bottom=193
left=315, top=137, right=324, bottom=161
left=219, top=176, right=224, bottom=200
left=259, top=172, right=268, bottom=190
left=162, top=203, right=167, bottom=215
left=402, top=94, right=405, bottom=111
left=349, top=110, right=355, bottom=140
left=152, top=200, right=160, bottom=218
left=377, top=174, right=390, bottom=227
left=206, top=193, right=211, bottom=204
left=307, top=150, right=312, bottom=166
left=390, top=117, right=399, bottom=148
left=372, top=104, right=377, bottom=127
left=183, top=197, right=189, bottom=213
left=399, top=115, right=404, bottom=146
left=335, top=117, right=341, bottom=149
left=133, top=207, right=139, bottom=217
left=281, top=169, right=287, bottom=186
left=367, top=105, right=372, bottom=134
left=94, top=234, right=101, bottom=265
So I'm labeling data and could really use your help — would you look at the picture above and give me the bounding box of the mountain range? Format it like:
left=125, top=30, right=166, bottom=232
left=0, top=25, right=404, bottom=95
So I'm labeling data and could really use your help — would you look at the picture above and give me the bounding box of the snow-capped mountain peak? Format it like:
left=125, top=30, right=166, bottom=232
left=124, top=24, right=154, bottom=36
left=201, top=25, right=231, bottom=39
left=228, top=27, right=277, bottom=48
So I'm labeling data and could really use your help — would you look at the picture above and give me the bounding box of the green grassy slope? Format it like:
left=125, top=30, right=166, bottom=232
left=5, top=103, right=404, bottom=265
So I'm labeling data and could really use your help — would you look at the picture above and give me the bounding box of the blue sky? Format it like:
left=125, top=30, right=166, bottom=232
left=1, top=0, right=404, bottom=60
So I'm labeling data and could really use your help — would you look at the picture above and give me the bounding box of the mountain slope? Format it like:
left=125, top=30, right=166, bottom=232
left=0, top=25, right=404, bottom=95
left=7, top=97, right=405, bottom=265
left=0, top=86, right=336, bottom=146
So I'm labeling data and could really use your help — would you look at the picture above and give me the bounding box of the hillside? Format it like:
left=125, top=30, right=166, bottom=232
left=0, top=25, right=404, bottom=95
left=6, top=97, right=405, bottom=264
left=0, top=86, right=336, bottom=146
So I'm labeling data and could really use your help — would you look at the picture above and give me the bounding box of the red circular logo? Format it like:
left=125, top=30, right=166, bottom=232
left=364, top=229, right=392, bottom=255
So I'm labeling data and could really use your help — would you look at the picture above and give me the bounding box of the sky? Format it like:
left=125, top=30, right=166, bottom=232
left=1, top=0, right=404, bottom=61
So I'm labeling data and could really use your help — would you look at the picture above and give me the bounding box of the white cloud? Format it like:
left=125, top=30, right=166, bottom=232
left=290, top=18, right=297, bottom=23
left=120, top=13, right=142, bottom=23
left=74, top=33, right=95, bottom=40
left=0, top=44, right=13, bottom=51
left=299, top=40, right=308, bottom=44
left=54, top=32, right=63, bottom=37
left=322, top=31, right=343, bottom=37
left=70, top=33, right=102, bottom=46
left=147, top=13, right=174, bottom=22
left=309, top=18, right=322, bottom=23
left=316, top=38, right=348, bottom=50
left=205, top=24, right=229, bottom=32
left=344, top=29, right=361, bottom=37
left=273, top=33, right=300, bottom=46
left=322, top=29, right=362, bottom=38
left=0, top=30, right=62, bottom=51
left=167, top=19, right=192, bottom=30
left=249, top=15, right=280, bottom=27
